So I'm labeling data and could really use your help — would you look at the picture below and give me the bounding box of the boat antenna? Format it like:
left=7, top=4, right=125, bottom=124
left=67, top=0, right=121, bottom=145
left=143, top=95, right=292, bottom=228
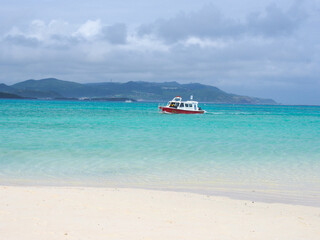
left=190, top=95, right=193, bottom=100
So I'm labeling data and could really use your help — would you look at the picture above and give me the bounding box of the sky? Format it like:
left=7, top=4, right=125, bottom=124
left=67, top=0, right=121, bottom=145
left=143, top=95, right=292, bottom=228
left=0, top=0, right=319, bottom=104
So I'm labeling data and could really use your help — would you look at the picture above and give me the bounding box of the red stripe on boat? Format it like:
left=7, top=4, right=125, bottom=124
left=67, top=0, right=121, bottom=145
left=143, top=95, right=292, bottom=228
left=159, top=106, right=204, bottom=114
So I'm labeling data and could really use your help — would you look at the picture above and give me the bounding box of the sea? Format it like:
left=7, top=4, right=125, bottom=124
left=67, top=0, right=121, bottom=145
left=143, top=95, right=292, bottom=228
left=0, top=100, right=319, bottom=206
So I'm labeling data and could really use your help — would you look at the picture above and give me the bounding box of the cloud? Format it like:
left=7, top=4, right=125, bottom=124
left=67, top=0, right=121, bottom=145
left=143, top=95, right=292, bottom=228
left=138, top=2, right=307, bottom=42
left=4, top=34, right=40, bottom=47
left=246, top=3, right=306, bottom=37
left=138, top=6, right=239, bottom=42
left=2, top=19, right=77, bottom=48
left=2, top=19, right=129, bottom=47
left=73, top=19, right=102, bottom=40
left=102, top=23, right=127, bottom=44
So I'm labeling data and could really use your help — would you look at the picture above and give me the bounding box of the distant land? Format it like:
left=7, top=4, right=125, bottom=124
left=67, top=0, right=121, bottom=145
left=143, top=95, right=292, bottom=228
left=0, top=78, right=276, bottom=104
left=0, top=92, right=24, bottom=99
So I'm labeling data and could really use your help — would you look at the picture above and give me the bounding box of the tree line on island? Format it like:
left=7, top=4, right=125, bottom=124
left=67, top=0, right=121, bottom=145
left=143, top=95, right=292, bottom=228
left=0, top=78, right=276, bottom=104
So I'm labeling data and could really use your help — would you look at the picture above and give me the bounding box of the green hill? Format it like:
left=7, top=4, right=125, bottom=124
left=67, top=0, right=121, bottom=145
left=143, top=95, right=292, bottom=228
left=0, top=92, right=23, bottom=99
left=0, top=83, right=16, bottom=93
left=1, top=78, right=276, bottom=104
left=12, top=78, right=98, bottom=98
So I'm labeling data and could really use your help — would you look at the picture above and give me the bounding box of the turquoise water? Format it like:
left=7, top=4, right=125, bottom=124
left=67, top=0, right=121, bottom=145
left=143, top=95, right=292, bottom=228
left=1, top=100, right=320, bottom=205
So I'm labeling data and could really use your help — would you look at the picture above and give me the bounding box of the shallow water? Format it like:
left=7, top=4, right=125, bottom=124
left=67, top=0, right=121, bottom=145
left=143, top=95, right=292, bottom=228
left=1, top=100, right=320, bottom=205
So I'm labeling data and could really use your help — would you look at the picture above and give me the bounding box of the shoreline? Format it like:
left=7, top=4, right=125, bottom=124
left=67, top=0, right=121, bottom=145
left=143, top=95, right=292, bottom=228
left=1, top=185, right=320, bottom=240
left=4, top=98, right=320, bottom=106
left=1, top=179, right=320, bottom=208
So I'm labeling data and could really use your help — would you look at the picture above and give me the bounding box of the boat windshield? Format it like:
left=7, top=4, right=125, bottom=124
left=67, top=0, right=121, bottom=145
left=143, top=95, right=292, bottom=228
left=173, top=97, right=182, bottom=102
left=169, top=102, right=179, bottom=108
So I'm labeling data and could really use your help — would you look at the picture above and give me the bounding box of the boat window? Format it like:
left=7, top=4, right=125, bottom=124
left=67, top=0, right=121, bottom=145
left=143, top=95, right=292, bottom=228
left=194, top=105, right=197, bottom=110
left=180, top=103, right=184, bottom=108
left=170, top=102, right=179, bottom=108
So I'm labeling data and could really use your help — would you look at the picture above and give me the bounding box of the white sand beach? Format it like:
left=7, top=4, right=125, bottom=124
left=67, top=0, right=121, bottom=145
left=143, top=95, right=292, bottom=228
left=0, top=186, right=319, bottom=240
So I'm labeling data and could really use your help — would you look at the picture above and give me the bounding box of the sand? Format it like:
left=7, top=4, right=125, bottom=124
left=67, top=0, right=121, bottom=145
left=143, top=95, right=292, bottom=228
left=0, top=186, right=319, bottom=240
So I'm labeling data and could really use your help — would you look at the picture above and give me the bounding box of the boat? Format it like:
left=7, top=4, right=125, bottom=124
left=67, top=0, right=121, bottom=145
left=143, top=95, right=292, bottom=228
left=158, top=96, right=205, bottom=114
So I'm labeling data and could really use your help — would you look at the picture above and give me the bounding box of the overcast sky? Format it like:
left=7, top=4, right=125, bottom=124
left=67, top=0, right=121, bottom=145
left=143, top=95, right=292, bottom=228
left=0, top=0, right=319, bottom=104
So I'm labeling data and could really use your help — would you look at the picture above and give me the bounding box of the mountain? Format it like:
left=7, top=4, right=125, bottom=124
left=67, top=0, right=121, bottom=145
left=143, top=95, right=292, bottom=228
left=0, top=83, right=16, bottom=93
left=0, top=78, right=276, bottom=104
left=11, top=78, right=98, bottom=98
left=0, top=92, right=23, bottom=99
left=87, top=81, right=276, bottom=104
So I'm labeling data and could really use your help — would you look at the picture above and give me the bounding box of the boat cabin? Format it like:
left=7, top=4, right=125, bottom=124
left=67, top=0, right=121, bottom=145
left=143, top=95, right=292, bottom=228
left=167, top=96, right=201, bottom=111
left=159, top=96, right=205, bottom=114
